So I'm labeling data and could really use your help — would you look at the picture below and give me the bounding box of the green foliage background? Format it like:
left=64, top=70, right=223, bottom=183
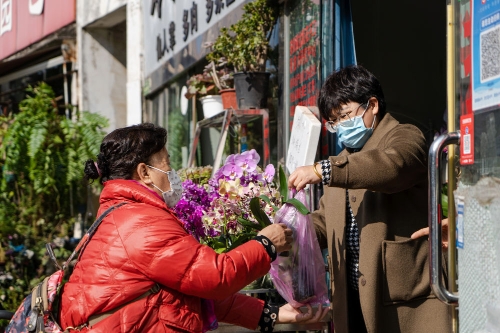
left=0, top=83, right=108, bottom=311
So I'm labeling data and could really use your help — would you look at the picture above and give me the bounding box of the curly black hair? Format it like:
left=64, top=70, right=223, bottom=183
left=84, top=123, right=167, bottom=184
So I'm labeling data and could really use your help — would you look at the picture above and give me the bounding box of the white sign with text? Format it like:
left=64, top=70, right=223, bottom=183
left=143, top=0, right=242, bottom=78
left=286, top=105, right=321, bottom=174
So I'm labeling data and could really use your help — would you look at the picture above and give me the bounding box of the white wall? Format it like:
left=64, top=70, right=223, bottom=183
left=77, top=0, right=143, bottom=131
left=126, top=0, right=143, bottom=126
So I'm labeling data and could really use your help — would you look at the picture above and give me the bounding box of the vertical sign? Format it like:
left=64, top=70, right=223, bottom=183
left=460, top=114, right=475, bottom=165
left=289, top=19, right=319, bottom=127
left=471, top=0, right=500, bottom=111
left=0, top=0, right=12, bottom=36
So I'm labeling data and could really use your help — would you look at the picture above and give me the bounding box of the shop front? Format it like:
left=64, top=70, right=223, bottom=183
left=0, top=0, right=76, bottom=117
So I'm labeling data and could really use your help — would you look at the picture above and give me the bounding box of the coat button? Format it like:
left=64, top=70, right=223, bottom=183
left=351, top=195, right=356, bottom=202
left=360, top=278, right=366, bottom=286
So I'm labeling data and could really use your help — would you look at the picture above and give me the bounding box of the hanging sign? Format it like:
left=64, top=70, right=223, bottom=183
left=471, top=0, right=500, bottom=111
left=460, top=114, right=475, bottom=165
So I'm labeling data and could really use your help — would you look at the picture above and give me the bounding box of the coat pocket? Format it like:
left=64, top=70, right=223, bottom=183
left=382, top=237, right=433, bottom=305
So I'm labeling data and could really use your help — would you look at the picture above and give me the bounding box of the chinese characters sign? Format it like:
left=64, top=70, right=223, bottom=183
left=0, top=0, right=75, bottom=61
left=143, top=0, right=240, bottom=79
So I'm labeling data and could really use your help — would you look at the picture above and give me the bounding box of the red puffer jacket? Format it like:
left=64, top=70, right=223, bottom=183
left=59, top=179, right=270, bottom=332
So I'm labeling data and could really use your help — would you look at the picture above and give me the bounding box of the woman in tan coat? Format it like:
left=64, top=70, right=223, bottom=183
left=288, top=65, right=451, bottom=333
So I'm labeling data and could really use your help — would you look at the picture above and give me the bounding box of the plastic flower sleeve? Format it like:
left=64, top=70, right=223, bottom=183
left=269, top=190, right=330, bottom=308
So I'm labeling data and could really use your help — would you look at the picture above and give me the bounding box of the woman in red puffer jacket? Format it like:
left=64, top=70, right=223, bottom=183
left=59, top=123, right=328, bottom=333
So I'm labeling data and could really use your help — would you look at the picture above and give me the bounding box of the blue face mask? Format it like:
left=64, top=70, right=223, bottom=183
left=336, top=108, right=376, bottom=149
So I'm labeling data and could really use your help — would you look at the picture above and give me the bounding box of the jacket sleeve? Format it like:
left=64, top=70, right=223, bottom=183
left=123, top=210, right=271, bottom=301
left=214, top=293, right=265, bottom=330
left=328, top=124, right=427, bottom=193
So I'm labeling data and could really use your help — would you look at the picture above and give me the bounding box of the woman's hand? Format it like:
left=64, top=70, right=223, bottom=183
left=288, top=165, right=322, bottom=192
left=258, top=223, right=293, bottom=253
left=276, top=303, right=330, bottom=324
left=410, top=218, right=449, bottom=249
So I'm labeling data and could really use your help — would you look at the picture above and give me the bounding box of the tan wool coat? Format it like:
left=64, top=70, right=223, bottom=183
left=313, top=114, right=451, bottom=333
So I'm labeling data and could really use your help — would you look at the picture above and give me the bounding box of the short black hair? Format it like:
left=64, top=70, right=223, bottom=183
left=317, top=65, right=386, bottom=120
left=84, top=123, right=167, bottom=184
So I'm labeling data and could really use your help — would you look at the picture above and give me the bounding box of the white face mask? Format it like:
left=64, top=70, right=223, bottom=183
left=147, top=165, right=183, bottom=208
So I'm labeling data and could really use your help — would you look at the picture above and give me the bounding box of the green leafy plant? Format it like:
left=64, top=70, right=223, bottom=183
left=207, top=0, right=278, bottom=73
left=0, top=82, right=108, bottom=310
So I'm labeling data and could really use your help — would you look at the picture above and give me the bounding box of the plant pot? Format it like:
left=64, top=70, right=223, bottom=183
left=234, top=72, right=271, bottom=109
left=199, top=95, right=224, bottom=119
left=220, top=88, right=237, bottom=110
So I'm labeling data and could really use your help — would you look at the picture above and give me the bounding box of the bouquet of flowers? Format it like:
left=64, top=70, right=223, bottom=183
left=174, top=149, right=308, bottom=253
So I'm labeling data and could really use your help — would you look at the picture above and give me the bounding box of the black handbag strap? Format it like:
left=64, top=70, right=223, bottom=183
left=47, top=202, right=128, bottom=271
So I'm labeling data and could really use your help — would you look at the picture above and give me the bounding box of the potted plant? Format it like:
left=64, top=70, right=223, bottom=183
left=207, top=0, right=278, bottom=109
left=185, top=61, right=235, bottom=118
left=185, top=65, right=223, bottom=119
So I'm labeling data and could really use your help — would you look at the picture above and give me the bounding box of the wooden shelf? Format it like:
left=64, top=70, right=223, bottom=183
left=188, top=108, right=270, bottom=174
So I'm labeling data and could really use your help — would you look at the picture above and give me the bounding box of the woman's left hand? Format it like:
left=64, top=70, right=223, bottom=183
left=288, top=165, right=322, bottom=192
left=276, top=303, right=330, bottom=324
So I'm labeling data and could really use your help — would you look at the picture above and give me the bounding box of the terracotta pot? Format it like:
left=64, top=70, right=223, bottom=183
left=220, top=88, right=238, bottom=110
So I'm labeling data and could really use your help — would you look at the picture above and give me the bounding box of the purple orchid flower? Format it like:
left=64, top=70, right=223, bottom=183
left=221, top=164, right=243, bottom=180
left=235, top=149, right=259, bottom=172
left=225, top=154, right=237, bottom=165
left=264, top=164, right=275, bottom=183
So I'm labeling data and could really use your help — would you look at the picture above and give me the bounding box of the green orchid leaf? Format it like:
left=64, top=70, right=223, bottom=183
left=284, top=198, right=310, bottom=215
left=237, top=217, right=263, bottom=231
left=226, top=233, right=255, bottom=252
left=250, top=197, right=272, bottom=228
left=258, top=195, right=278, bottom=212
left=278, top=165, right=288, bottom=201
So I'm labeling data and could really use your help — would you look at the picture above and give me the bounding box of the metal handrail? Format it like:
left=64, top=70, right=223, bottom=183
left=428, top=131, right=460, bottom=305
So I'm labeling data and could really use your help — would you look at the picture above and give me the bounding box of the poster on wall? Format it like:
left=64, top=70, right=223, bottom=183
left=471, top=0, right=500, bottom=111
left=460, top=114, right=475, bottom=165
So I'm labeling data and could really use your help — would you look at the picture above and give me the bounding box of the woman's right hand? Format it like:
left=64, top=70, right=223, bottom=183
left=258, top=223, right=293, bottom=253
left=277, top=303, right=330, bottom=324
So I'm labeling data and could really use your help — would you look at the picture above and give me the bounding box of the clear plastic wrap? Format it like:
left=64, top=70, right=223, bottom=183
left=269, top=190, right=330, bottom=308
